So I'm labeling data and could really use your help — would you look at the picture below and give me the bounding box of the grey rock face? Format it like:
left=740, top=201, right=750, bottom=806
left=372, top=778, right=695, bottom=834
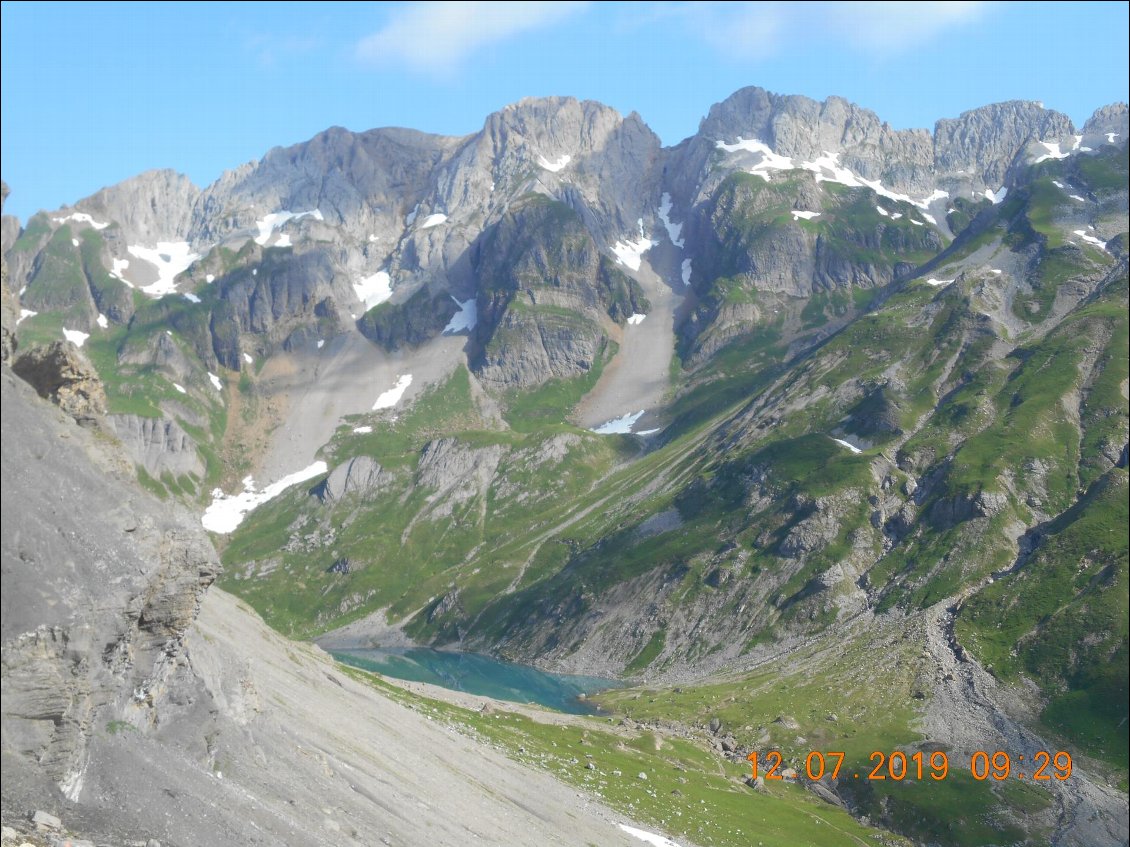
left=416, top=437, right=504, bottom=517
left=1, top=369, right=218, bottom=800
left=314, top=455, right=386, bottom=504
left=74, top=169, right=201, bottom=247
left=1083, top=102, right=1130, bottom=142
left=108, top=415, right=205, bottom=478
left=471, top=196, right=647, bottom=390
left=934, top=100, right=1075, bottom=188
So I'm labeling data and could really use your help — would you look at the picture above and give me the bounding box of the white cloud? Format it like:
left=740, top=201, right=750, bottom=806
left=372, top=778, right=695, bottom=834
left=676, top=1, right=990, bottom=60
left=357, top=1, right=590, bottom=72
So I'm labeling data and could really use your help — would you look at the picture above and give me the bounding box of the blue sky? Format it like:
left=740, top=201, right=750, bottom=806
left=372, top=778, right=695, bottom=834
left=2, top=1, right=1127, bottom=222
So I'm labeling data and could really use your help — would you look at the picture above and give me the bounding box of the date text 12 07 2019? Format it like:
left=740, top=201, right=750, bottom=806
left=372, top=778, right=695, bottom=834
left=747, top=750, right=1073, bottom=782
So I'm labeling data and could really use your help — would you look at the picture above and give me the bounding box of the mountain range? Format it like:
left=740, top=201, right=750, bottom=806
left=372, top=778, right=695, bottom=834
left=2, top=86, right=1127, bottom=847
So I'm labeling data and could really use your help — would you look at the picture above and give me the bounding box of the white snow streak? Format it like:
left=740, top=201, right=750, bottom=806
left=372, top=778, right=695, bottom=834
left=373, top=374, right=412, bottom=410
left=537, top=154, right=571, bottom=172
left=62, top=328, right=89, bottom=347
left=619, top=824, right=683, bottom=847
left=96, top=313, right=109, bottom=329
left=172, top=383, right=187, bottom=394
left=354, top=271, right=393, bottom=310
left=243, top=353, right=254, bottom=365
left=183, top=292, right=201, bottom=304
left=443, top=297, right=478, bottom=334
left=657, top=193, right=684, bottom=247
left=253, top=210, right=323, bottom=246
left=791, top=210, right=821, bottom=221
left=681, top=258, right=692, bottom=287
left=52, top=212, right=109, bottom=230
left=353, top=426, right=373, bottom=434
left=128, top=241, right=200, bottom=297
left=201, top=461, right=328, bottom=534
left=208, top=372, right=223, bottom=391
left=419, top=213, right=447, bottom=229
left=1069, top=194, right=1086, bottom=202
left=831, top=437, right=863, bottom=454
left=876, top=205, right=889, bottom=217
left=592, top=410, right=645, bottom=435
left=17, top=308, right=37, bottom=325
left=626, top=313, right=646, bottom=325
left=926, top=278, right=954, bottom=287
left=714, top=139, right=947, bottom=211
left=1073, top=230, right=1109, bottom=251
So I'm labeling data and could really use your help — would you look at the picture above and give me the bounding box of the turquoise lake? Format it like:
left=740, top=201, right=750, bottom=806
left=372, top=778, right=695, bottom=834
left=333, top=648, right=617, bottom=714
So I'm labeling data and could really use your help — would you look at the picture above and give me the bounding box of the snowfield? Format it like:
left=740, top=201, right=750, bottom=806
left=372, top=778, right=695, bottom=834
left=128, top=241, right=200, bottom=297
left=373, top=374, right=413, bottom=410
left=202, top=461, right=328, bottom=534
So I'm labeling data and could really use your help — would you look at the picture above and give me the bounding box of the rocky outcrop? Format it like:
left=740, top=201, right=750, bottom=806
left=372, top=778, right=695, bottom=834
left=12, top=341, right=107, bottom=421
left=472, top=195, right=648, bottom=389
left=1083, top=102, right=1129, bottom=143
left=109, top=414, right=205, bottom=478
left=314, top=455, right=387, bottom=504
left=1, top=369, right=218, bottom=803
left=416, top=437, right=504, bottom=517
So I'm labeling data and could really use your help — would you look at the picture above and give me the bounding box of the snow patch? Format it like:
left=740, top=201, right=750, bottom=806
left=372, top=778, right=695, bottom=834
left=984, top=186, right=1008, bottom=204
left=208, top=372, right=223, bottom=391
left=910, top=219, right=924, bottom=226
left=419, top=213, right=447, bottom=229
left=619, top=824, right=683, bottom=847
left=52, top=212, right=108, bottom=230
left=1034, top=140, right=1070, bottom=163
left=831, top=436, right=862, bottom=454
left=1069, top=194, right=1086, bottom=202
left=128, top=241, right=200, bottom=297
left=109, top=258, right=131, bottom=286
left=183, top=292, right=201, bottom=304
left=991, top=269, right=1002, bottom=274
left=274, top=233, right=292, bottom=248
left=62, top=328, right=89, bottom=347
left=791, top=210, right=821, bottom=221
left=96, top=313, right=109, bottom=329
left=353, top=426, right=373, bottom=434
left=657, top=193, right=684, bottom=247
left=1073, top=230, right=1109, bottom=251
left=1106, top=132, right=1119, bottom=144
left=373, top=374, right=412, bottom=410
left=205, top=273, right=215, bottom=283
left=243, top=353, right=254, bottom=365
left=16, top=308, right=37, bottom=325
left=876, top=205, right=889, bottom=217
left=405, top=203, right=420, bottom=226
left=354, top=271, right=393, bottom=310
left=681, top=258, right=692, bottom=287
left=891, top=212, right=903, bottom=220
left=925, top=278, right=954, bottom=287
left=172, top=382, right=186, bottom=394
left=922, top=213, right=937, bottom=225
left=201, top=461, right=328, bottom=534
left=537, top=154, right=571, bottom=172
left=1072, top=134, right=1083, bottom=151
left=443, top=297, right=478, bottom=334
left=317, top=339, right=325, bottom=349
left=626, top=313, right=646, bottom=325
left=253, top=209, right=322, bottom=246
left=612, top=232, right=658, bottom=272
left=71, top=238, right=80, bottom=247
left=592, top=410, right=645, bottom=435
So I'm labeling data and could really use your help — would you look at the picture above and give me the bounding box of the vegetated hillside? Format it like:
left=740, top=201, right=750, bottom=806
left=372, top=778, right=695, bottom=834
left=3, top=89, right=1127, bottom=847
